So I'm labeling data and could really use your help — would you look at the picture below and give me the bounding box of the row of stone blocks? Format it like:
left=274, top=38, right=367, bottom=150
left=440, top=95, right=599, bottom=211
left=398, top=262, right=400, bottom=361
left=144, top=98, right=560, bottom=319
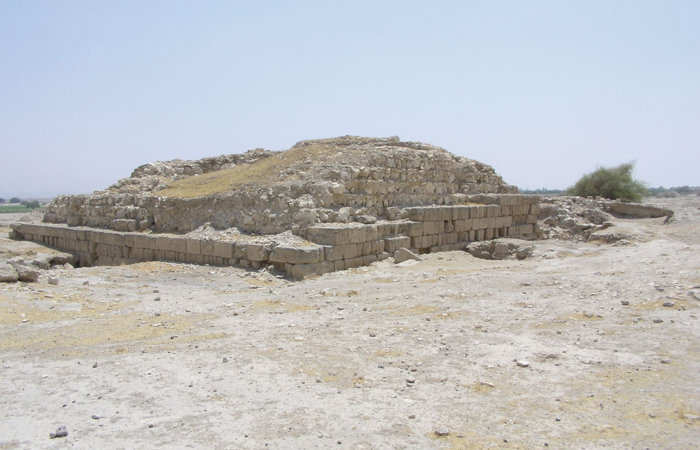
left=10, top=197, right=541, bottom=279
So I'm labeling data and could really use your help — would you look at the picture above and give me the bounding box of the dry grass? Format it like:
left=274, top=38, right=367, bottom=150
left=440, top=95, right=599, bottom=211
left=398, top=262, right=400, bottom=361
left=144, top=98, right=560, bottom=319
left=156, top=143, right=337, bottom=198
left=249, top=300, right=317, bottom=314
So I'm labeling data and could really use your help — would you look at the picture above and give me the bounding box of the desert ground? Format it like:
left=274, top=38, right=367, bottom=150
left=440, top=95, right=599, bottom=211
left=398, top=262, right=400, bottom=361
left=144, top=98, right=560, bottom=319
left=1, top=196, right=699, bottom=449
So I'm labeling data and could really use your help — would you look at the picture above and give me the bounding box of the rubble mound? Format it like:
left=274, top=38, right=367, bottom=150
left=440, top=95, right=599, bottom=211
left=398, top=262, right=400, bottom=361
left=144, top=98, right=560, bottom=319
left=44, top=136, right=517, bottom=234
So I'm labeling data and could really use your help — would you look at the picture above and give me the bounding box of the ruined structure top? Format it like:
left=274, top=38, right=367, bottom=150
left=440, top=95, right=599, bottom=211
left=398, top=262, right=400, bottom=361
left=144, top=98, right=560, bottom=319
left=44, top=136, right=518, bottom=234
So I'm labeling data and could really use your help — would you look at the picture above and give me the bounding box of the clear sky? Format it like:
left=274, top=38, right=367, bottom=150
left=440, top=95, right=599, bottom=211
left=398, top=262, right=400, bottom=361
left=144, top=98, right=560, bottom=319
left=1, top=0, right=698, bottom=198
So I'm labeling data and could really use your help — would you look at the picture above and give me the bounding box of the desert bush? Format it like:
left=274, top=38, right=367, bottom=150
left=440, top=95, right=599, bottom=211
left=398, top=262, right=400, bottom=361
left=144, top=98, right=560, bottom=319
left=568, top=162, right=647, bottom=202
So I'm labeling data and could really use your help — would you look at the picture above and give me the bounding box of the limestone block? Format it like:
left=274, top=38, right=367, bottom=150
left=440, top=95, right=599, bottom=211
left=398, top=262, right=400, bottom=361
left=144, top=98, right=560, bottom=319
left=404, top=207, right=426, bottom=221
left=384, top=236, right=411, bottom=253
left=214, top=241, right=235, bottom=259
left=186, top=239, right=201, bottom=255
left=376, top=222, right=399, bottom=237
left=270, top=245, right=323, bottom=264
left=454, top=219, right=473, bottom=232
left=425, top=207, right=440, bottom=221
left=520, top=224, right=534, bottom=235
left=363, top=254, right=378, bottom=265
left=132, top=234, right=150, bottom=249
left=529, top=204, right=540, bottom=215
left=324, top=244, right=358, bottom=262
left=333, top=260, right=345, bottom=271
left=399, top=221, right=423, bottom=237
left=0, top=265, right=18, bottom=283
left=170, top=238, right=188, bottom=254
left=234, top=243, right=248, bottom=259
left=200, top=240, right=216, bottom=257
left=394, top=247, right=422, bottom=263
left=343, top=256, right=366, bottom=269
left=291, top=261, right=334, bottom=280
left=246, top=243, right=271, bottom=262
left=485, top=228, right=494, bottom=240
left=157, top=236, right=173, bottom=252
left=359, top=241, right=372, bottom=256
left=107, top=232, right=125, bottom=247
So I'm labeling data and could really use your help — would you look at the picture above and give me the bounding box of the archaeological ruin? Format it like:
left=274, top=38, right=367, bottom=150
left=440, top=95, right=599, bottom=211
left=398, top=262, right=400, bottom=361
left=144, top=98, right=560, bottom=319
left=10, top=136, right=541, bottom=279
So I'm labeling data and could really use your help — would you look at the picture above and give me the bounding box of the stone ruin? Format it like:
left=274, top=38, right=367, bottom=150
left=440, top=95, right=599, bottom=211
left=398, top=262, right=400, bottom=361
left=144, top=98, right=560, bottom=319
left=11, top=136, right=542, bottom=279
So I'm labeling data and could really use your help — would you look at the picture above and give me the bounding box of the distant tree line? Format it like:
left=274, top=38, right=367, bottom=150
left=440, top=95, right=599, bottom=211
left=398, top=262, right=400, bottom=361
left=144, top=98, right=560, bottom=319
left=0, top=198, right=43, bottom=209
left=519, top=188, right=564, bottom=195
left=647, top=185, right=700, bottom=198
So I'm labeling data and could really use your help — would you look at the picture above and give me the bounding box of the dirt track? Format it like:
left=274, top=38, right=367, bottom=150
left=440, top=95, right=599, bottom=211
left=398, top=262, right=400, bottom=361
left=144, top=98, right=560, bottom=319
left=1, top=197, right=699, bottom=449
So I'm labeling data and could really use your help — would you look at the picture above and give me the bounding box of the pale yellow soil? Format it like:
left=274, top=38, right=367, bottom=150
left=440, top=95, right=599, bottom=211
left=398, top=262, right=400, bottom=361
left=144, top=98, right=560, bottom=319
left=0, top=196, right=699, bottom=449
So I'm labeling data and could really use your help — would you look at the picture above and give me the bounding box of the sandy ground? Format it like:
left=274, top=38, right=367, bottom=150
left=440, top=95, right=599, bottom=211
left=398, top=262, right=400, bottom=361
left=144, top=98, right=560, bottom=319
left=1, top=197, right=699, bottom=449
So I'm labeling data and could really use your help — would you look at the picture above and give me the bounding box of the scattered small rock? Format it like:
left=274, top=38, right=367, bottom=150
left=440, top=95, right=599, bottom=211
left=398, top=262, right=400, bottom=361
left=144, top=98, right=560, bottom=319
left=653, top=319, right=663, bottom=324
left=48, top=276, right=59, bottom=286
left=49, top=425, right=68, bottom=439
left=92, top=414, right=101, bottom=420
left=621, top=300, right=629, bottom=306
left=435, top=428, right=449, bottom=437
left=516, top=360, right=530, bottom=368
left=662, top=301, right=674, bottom=307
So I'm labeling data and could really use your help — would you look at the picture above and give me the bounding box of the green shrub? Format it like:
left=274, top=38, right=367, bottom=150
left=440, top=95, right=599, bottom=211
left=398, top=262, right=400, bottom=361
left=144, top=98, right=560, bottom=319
left=568, top=162, right=647, bottom=202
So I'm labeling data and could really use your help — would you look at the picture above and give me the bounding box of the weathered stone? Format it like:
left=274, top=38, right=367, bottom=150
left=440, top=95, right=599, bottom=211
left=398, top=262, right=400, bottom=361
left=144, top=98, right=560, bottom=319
left=0, top=265, right=18, bottom=283
left=14, top=264, right=40, bottom=282
left=394, top=247, right=422, bottom=264
left=290, top=261, right=334, bottom=280
left=270, top=245, right=323, bottom=264
left=246, top=243, right=271, bottom=262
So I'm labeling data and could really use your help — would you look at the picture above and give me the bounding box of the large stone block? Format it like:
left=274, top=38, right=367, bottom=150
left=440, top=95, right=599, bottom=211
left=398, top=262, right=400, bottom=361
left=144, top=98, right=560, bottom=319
left=290, top=261, right=334, bottom=280
left=213, top=241, right=234, bottom=259
left=246, top=243, right=271, bottom=262
left=170, top=237, right=188, bottom=254
left=270, top=245, right=323, bottom=264
left=324, top=243, right=358, bottom=261
left=384, top=236, right=411, bottom=253
left=200, top=240, right=216, bottom=257
left=186, top=239, right=201, bottom=255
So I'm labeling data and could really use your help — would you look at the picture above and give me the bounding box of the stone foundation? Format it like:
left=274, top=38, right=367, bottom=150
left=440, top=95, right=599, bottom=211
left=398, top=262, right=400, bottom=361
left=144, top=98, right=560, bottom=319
left=12, top=195, right=540, bottom=280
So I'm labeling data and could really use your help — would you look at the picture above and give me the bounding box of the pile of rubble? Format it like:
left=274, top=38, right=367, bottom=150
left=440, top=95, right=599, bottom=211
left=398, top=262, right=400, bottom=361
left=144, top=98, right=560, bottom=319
left=0, top=252, right=77, bottom=283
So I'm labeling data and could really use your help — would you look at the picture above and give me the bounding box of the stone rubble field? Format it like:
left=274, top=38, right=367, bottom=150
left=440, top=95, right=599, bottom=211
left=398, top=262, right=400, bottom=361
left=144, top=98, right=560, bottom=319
left=1, top=196, right=699, bottom=449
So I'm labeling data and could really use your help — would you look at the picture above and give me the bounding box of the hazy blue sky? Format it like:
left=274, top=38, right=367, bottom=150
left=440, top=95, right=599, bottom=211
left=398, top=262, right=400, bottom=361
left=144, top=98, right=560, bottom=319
left=1, top=0, right=698, bottom=198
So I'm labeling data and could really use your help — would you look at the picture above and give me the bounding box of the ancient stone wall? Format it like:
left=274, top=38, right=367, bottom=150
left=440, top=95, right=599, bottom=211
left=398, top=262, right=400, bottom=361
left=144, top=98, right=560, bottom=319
left=14, top=195, right=540, bottom=280
left=44, top=144, right=518, bottom=234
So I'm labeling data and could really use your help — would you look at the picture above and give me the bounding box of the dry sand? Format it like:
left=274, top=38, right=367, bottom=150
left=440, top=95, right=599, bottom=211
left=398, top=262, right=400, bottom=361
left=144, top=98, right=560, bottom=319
left=1, top=196, right=699, bottom=449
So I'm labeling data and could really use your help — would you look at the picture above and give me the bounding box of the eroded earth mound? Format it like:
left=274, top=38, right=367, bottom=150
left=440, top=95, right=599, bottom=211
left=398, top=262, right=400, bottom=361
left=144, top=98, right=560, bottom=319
left=44, top=136, right=517, bottom=234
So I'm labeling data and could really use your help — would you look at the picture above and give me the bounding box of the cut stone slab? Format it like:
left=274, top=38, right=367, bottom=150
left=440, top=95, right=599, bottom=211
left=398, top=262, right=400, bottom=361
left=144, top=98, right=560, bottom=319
left=0, top=265, right=19, bottom=283
left=601, top=201, right=673, bottom=220
left=394, top=248, right=423, bottom=264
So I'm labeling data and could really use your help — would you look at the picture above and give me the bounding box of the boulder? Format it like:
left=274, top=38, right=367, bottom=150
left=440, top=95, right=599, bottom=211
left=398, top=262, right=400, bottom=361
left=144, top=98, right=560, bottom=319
left=0, top=265, right=19, bottom=283
left=14, top=264, right=40, bottom=282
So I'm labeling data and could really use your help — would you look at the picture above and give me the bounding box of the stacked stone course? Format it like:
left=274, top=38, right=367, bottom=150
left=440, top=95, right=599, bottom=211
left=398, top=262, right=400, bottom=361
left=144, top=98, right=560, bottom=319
left=12, top=194, right=540, bottom=280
